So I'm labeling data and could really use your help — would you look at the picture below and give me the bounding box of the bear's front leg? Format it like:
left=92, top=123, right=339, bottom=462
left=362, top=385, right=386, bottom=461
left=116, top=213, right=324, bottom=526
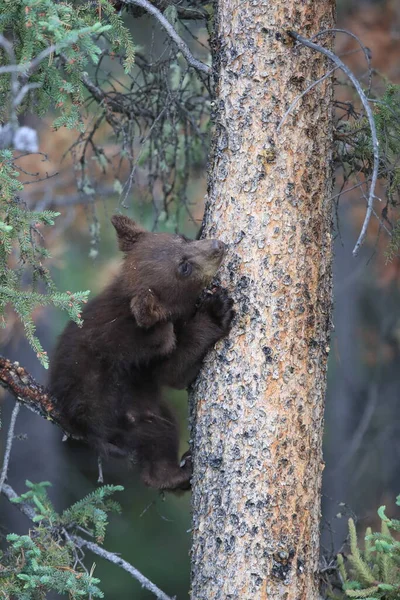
left=155, top=287, right=235, bottom=390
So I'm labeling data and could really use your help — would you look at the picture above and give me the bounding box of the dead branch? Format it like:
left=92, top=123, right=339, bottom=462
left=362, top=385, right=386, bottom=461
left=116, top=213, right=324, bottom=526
left=124, top=0, right=211, bottom=75
left=71, top=535, right=174, bottom=600
left=119, top=0, right=206, bottom=21
left=0, top=401, right=20, bottom=493
left=277, top=66, right=338, bottom=132
left=76, top=66, right=154, bottom=119
left=288, top=29, right=380, bottom=258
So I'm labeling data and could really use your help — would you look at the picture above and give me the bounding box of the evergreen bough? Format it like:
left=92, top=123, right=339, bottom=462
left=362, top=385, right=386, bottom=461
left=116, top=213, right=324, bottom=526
left=0, top=149, right=90, bottom=368
left=0, top=0, right=135, bottom=129
left=0, top=0, right=137, bottom=368
left=0, top=481, right=124, bottom=599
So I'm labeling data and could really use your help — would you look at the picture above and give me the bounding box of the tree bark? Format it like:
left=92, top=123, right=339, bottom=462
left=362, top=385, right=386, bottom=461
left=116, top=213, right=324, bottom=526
left=190, top=2, right=335, bottom=599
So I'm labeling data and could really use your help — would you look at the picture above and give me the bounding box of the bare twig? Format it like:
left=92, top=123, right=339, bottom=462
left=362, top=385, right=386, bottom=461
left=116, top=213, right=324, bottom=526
left=31, top=185, right=117, bottom=211
left=0, top=401, right=20, bottom=493
left=0, top=44, right=57, bottom=76
left=123, top=0, right=211, bottom=75
left=328, top=180, right=370, bottom=202
left=120, top=0, right=206, bottom=20
left=2, top=482, right=36, bottom=520
left=97, top=456, right=104, bottom=484
left=1, top=483, right=174, bottom=600
left=13, top=83, right=41, bottom=108
left=69, top=65, right=153, bottom=118
left=71, top=536, right=175, bottom=600
left=310, top=29, right=372, bottom=93
left=277, top=66, right=338, bottom=132
left=288, top=30, right=380, bottom=257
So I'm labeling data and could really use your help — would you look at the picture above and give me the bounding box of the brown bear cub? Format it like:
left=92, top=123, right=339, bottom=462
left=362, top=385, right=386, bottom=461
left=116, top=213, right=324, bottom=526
left=49, top=215, right=234, bottom=491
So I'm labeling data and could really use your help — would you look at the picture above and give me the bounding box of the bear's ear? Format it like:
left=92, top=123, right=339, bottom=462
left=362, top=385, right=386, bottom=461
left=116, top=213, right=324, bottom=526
left=130, top=290, right=168, bottom=328
left=111, top=215, right=145, bottom=252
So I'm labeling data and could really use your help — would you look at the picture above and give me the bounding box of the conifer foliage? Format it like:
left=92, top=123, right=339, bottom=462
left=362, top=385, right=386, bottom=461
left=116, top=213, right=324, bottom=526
left=0, top=0, right=135, bottom=129
left=336, top=495, right=400, bottom=599
left=0, top=0, right=137, bottom=367
left=0, top=481, right=124, bottom=599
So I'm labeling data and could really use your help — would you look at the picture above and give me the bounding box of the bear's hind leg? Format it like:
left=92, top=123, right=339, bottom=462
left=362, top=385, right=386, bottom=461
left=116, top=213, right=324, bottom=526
left=141, top=451, right=192, bottom=492
left=134, top=403, right=192, bottom=491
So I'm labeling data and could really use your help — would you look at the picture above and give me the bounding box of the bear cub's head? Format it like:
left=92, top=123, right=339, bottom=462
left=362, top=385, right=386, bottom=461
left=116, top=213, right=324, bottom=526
left=111, top=215, right=226, bottom=328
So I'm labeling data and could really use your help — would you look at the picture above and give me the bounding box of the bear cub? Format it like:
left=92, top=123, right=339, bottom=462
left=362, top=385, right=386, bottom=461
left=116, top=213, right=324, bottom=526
left=49, top=215, right=234, bottom=491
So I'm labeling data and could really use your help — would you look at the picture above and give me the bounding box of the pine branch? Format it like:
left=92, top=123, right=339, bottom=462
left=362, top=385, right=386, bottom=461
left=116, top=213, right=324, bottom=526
left=1, top=483, right=175, bottom=600
left=0, top=41, right=57, bottom=76
left=0, top=355, right=71, bottom=434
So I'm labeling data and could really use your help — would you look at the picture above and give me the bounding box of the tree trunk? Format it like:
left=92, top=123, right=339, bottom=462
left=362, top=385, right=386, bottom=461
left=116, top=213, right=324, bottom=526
left=190, top=2, right=335, bottom=599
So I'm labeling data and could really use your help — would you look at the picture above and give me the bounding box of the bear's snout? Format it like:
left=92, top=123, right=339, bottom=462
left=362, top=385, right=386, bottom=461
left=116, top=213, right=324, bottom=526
left=211, top=239, right=226, bottom=255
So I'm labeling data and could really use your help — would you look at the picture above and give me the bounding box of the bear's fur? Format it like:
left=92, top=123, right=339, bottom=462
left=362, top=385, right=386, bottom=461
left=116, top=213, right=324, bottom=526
left=48, top=215, right=234, bottom=491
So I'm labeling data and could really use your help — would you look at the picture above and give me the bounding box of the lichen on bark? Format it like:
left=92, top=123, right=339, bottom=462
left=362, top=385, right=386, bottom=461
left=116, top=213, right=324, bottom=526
left=190, top=1, right=335, bottom=599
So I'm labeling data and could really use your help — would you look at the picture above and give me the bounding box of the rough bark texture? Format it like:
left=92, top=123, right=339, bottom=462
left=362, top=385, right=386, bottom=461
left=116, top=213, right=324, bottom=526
left=190, top=2, right=335, bottom=599
left=0, top=355, right=75, bottom=437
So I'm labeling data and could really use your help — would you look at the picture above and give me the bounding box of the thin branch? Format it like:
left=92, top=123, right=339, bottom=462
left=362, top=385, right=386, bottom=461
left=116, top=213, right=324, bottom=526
left=71, top=536, right=175, bottom=600
left=2, top=482, right=36, bottom=520
left=0, top=43, right=57, bottom=76
left=97, top=456, right=104, bottom=484
left=0, top=37, right=57, bottom=153
left=120, top=0, right=207, bottom=21
left=288, top=30, right=380, bottom=257
left=69, top=63, right=153, bottom=118
left=13, top=83, right=41, bottom=108
left=1, top=483, right=174, bottom=600
left=328, top=179, right=370, bottom=202
left=0, top=401, right=20, bottom=493
left=0, top=37, right=56, bottom=119
left=310, top=29, right=372, bottom=94
left=277, top=66, right=338, bottom=132
left=31, top=185, right=117, bottom=211
left=22, top=44, right=57, bottom=77
left=123, top=0, right=211, bottom=75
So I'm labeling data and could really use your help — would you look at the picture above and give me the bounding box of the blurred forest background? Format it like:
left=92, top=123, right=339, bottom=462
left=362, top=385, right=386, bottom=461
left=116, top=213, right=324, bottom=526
left=1, top=0, right=400, bottom=597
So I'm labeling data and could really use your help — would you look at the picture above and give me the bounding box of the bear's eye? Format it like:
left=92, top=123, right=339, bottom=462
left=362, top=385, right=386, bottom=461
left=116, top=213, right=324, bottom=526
left=178, top=261, right=193, bottom=277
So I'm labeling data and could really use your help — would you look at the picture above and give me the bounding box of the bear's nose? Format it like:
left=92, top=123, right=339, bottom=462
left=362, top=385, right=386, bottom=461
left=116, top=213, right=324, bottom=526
left=211, top=239, right=226, bottom=253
